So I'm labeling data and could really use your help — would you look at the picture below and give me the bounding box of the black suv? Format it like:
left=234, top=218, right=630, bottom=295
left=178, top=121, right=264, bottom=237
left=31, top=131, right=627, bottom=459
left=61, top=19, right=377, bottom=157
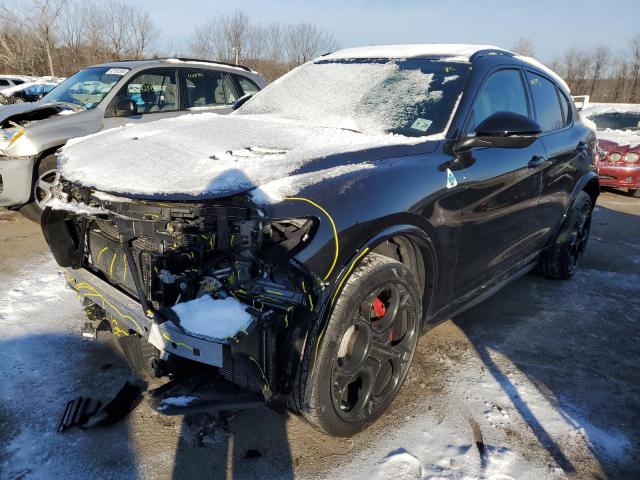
left=42, top=44, right=598, bottom=436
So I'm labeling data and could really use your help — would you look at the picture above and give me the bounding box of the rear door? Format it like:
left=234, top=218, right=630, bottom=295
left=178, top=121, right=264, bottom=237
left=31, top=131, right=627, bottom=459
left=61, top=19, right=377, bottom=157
left=453, top=68, right=547, bottom=301
left=526, top=71, right=592, bottom=241
left=103, top=68, right=181, bottom=128
left=182, top=69, right=238, bottom=114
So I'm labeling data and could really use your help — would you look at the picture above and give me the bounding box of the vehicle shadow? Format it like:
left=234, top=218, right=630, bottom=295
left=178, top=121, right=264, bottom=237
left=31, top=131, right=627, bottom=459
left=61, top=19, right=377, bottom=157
left=451, top=203, right=640, bottom=478
left=170, top=407, right=294, bottom=480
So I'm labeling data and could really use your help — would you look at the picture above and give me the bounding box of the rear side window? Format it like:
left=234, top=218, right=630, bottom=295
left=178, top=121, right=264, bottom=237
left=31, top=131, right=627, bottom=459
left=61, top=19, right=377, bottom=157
left=526, top=72, right=564, bottom=132
left=559, top=92, right=573, bottom=126
left=184, top=70, right=236, bottom=108
left=466, top=69, right=529, bottom=134
left=13, top=79, right=24, bottom=85
left=234, top=75, right=260, bottom=96
left=0, top=79, right=9, bottom=86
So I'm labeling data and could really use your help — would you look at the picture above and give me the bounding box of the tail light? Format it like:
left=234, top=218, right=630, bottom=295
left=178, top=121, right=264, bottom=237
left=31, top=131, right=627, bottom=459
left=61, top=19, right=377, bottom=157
left=624, top=152, right=639, bottom=164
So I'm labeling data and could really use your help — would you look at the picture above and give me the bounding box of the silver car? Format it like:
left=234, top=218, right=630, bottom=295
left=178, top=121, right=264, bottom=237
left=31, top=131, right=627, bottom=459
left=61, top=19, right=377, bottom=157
left=0, top=58, right=266, bottom=220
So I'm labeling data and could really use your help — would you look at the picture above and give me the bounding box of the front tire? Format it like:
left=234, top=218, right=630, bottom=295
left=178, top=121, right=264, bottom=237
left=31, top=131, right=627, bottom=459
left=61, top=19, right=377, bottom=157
left=537, top=191, right=593, bottom=279
left=301, top=253, right=421, bottom=436
left=19, top=154, right=58, bottom=223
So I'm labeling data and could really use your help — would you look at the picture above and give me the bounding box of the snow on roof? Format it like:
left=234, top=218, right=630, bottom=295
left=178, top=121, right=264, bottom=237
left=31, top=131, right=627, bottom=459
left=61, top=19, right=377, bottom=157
left=323, top=44, right=503, bottom=61
left=0, top=80, right=59, bottom=97
left=596, top=129, right=640, bottom=149
left=164, top=58, right=256, bottom=73
left=582, top=102, right=640, bottom=116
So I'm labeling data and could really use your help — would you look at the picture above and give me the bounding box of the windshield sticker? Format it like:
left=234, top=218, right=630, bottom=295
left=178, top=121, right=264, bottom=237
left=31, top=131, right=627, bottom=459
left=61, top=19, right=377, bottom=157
left=410, top=118, right=433, bottom=132
left=446, top=168, right=458, bottom=189
left=105, top=68, right=129, bottom=76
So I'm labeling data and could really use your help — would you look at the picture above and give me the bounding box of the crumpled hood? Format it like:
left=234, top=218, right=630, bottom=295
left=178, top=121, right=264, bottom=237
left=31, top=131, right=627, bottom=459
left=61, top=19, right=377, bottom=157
left=59, top=113, right=438, bottom=202
left=0, top=101, right=77, bottom=127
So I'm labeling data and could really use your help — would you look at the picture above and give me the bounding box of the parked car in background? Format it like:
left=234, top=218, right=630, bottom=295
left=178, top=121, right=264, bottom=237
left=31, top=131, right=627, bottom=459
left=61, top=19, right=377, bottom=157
left=0, top=81, right=59, bottom=104
left=42, top=44, right=598, bottom=436
left=0, top=58, right=266, bottom=221
left=0, top=75, right=32, bottom=92
left=581, top=103, right=640, bottom=198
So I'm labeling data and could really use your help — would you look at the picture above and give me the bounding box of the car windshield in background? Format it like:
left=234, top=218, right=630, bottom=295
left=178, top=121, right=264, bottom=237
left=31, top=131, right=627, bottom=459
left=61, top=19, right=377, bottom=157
left=42, top=66, right=128, bottom=110
left=590, top=112, right=640, bottom=131
left=237, top=58, right=470, bottom=137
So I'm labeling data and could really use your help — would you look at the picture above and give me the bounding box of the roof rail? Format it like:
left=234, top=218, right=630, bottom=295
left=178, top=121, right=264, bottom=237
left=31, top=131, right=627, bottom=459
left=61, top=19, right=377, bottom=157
left=157, top=57, right=253, bottom=72
left=469, top=49, right=515, bottom=62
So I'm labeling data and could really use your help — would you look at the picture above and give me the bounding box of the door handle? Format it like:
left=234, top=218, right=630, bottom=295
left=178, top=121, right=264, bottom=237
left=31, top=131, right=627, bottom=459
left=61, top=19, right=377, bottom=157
left=528, top=155, right=546, bottom=168
left=576, top=142, right=589, bottom=152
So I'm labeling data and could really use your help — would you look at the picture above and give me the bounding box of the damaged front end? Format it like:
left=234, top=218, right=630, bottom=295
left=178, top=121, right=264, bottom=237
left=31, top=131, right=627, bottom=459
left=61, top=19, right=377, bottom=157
left=42, top=181, right=320, bottom=413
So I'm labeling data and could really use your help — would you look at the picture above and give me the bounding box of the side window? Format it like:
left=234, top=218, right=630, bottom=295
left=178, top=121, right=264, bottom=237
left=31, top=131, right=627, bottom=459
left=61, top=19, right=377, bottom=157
left=0, top=79, right=9, bottom=86
left=184, top=70, right=236, bottom=108
left=526, top=72, right=564, bottom=132
left=234, top=75, right=260, bottom=96
left=559, top=91, right=573, bottom=126
left=115, top=69, right=178, bottom=114
left=466, top=69, right=529, bottom=134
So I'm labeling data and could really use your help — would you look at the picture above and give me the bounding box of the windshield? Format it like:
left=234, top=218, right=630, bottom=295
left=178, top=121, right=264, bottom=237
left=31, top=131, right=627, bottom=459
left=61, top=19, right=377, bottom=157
left=589, top=112, right=640, bottom=131
left=42, top=66, right=128, bottom=110
left=236, top=59, right=470, bottom=137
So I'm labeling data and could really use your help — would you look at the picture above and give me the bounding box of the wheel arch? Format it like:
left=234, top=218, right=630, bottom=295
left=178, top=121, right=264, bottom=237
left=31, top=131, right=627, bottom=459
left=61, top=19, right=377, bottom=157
left=329, top=224, right=438, bottom=329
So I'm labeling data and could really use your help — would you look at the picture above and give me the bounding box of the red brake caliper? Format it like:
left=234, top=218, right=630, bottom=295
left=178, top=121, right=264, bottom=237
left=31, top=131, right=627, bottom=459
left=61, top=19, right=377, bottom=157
left=372, top=297, right=394, bottom=341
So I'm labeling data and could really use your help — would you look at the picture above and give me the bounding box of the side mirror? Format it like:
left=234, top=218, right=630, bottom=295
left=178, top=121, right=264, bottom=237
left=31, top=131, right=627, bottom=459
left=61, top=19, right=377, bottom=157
left=455, top=111, right=542, bottom=151
left=232, top=94, right=253, bottom=111
left=113, top=98, right=137, bottom=117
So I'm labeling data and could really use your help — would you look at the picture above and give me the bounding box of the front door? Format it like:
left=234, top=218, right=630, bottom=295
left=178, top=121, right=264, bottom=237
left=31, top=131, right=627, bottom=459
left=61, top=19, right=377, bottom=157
left=103, top=68, right=182, bottom=128
left=453, top=68, right=546, bottom=302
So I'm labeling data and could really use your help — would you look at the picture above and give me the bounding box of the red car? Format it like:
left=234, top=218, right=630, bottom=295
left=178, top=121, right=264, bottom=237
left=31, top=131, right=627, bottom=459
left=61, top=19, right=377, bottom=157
left=582, top=104, right=640, bottom=198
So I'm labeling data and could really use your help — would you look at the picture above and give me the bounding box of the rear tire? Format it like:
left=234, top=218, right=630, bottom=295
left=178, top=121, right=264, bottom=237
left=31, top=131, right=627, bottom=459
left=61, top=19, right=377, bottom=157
left=629, top=189, right=640, bottom=199
left=299, top=253, right=422, bottom=436
left=19, top=154, right=58, bottom=223
left=537, top=191, right=593, bottom=279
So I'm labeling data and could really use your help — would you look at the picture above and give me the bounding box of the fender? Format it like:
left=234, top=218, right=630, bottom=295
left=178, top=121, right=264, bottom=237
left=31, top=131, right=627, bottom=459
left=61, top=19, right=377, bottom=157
left=565, top=171, right=599, bottom=218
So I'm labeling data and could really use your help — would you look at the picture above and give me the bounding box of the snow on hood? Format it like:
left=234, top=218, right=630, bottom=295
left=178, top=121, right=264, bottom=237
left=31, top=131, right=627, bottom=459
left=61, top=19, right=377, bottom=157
left=596, top=129, right=640, bottom=149
left=58, top=113, right=432, bottom=201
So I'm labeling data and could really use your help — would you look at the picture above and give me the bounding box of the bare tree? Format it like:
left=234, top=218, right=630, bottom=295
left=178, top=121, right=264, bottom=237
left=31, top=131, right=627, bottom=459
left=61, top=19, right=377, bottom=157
left=222, top=10, right=250, bottom=65
left=629, top=33, right=640, bottom=103
left=285, top=22, right=338, bottom=64
left=511, top=38, right=535, bottom=57
left=589, top=45, right=610, bottom=97
left=31, top=0, right=66, bottom=76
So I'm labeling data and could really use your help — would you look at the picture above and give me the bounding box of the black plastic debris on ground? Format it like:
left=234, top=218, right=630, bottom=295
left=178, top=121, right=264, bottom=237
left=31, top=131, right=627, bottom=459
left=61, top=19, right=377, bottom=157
left=58, top=380, right=145, bottom=432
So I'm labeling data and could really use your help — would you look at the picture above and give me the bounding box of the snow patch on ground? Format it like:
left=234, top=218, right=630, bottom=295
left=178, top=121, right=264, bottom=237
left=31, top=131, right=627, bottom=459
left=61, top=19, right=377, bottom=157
left=171, top=295, right=253, bottom=340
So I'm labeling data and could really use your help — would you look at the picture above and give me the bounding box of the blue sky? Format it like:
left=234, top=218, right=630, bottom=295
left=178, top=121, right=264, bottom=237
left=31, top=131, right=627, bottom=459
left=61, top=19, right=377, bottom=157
left=140, top=0, right=640, bottom=63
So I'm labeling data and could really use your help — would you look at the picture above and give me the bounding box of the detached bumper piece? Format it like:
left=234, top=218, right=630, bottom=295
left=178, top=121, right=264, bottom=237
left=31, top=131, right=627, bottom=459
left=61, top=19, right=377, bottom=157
left=149, top=369, right=264, bottom=415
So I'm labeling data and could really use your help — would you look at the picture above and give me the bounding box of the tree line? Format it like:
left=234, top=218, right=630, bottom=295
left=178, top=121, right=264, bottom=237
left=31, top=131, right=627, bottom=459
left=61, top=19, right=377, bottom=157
left=0, top=2, right=337, bottom=82
left=1, top=1, right=639, bottom=102
left=512, top=37, right=640, bottom=103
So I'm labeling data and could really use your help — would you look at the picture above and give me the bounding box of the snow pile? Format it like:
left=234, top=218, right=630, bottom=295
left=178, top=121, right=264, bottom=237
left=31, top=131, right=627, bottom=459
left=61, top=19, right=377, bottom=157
left=597, top=129, right=640, bottom=148
left=239, top=61, right=440, bottom=135
left=58, top=113, right=426, bottom=198
left=171, top=295, right=253, bottom=339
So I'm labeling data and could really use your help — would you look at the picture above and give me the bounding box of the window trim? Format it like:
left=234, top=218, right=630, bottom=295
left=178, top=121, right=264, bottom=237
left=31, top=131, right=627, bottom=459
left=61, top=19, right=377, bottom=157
left=105, top=67, right=180, bottom=118
left=179, top=68, right=241, bottom=110
left=524, top=68, right=572, bottom=136
left=461, top=66, right=533, bottom=137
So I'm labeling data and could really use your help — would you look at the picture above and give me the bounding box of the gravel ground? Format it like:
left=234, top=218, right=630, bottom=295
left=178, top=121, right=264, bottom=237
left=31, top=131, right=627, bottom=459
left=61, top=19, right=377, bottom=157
left=1, top=189, right=639, bottom=480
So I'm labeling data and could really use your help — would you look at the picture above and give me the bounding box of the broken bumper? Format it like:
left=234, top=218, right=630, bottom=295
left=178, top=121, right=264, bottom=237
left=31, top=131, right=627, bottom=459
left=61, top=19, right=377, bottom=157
left=65, top=267, right=225, bottom=367
left=596, top=164, right=640, bottom=189
left=0, top=155, right=35, bottom=207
